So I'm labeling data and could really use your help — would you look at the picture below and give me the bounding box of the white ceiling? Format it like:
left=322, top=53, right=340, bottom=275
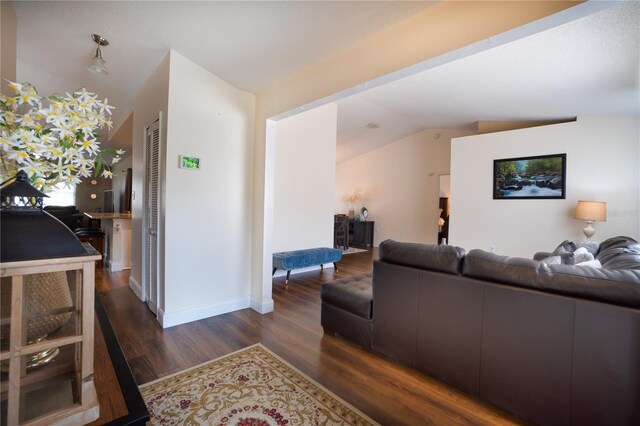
left=13, top=1, right=639, bottom=162
left=13, top=0, right=434, bottom=139
left=335, top=1, right=640, bottom=162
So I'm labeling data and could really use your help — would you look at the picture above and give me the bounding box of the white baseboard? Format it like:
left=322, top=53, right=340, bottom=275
left=250, top=297, right=274, bottom=314
left=157, top=306, right=165, bottom=327
left=159, top=298, right=251, bottom=329
left=147, top=299, right=158, bottom=315
left=109, top=260, right=122, bottom=272
left=129, top=276, right=144, bottom=301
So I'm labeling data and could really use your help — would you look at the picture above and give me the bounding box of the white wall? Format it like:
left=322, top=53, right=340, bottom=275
left=451, top=116, right=639, bottom=257
left=273, top=104, right=337, bottom=259
left=129, top=53, right=170, bottom=301
left=161, top=51, right=255, bottom=327
left=251, top=2, right=587, bottom=308
left=1, top=1, right=17, bottom=96
left=336, top=128, right=475, bottom=246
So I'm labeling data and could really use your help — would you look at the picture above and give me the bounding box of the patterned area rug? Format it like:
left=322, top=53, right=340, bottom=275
left=140, top=344, right=378, bottom=425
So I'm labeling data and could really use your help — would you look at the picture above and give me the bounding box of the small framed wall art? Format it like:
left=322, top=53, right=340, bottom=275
left=179, top=155, right=200, bottom=170
left=493, top=153, right=566, bottom=199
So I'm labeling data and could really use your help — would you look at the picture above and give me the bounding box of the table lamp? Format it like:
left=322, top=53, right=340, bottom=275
left=575, top=200, right=606, bottom=239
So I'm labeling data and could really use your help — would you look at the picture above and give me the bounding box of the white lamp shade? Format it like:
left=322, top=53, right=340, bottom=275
left=575, top=201, right=606, bottom=221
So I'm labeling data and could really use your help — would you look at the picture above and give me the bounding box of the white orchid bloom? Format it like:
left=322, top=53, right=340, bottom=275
left=80, top=138, right=99, bottom=155
left=22, top=163, right=40, bottom=177
left=2, top=96, right=18, bottom=110
left=0, top=136, right=13, bottom=151
left=16, top=85, right=41, bottom=107
left=7, top=81, right=23, bottom=92
left=98, top=99, right=115, bottom=116
left=51, top=122, right=75, bottom=140
left=7, top=150, right=30, bottom=164
left=39, top=134, right=57, bottom=145
left=18, top=129, right=38, bottom=144
left=99, top=118, right=113, bottom=129
left=75, top=87, right=96, bottom=101
left=1, top=82, right=118, bottom=189
left=101, top=169, right=113, bottom=179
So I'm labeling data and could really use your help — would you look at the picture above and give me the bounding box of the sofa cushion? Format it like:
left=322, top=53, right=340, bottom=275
left=538, top=264, right=640, bottom=309
left=463, top=249, right=543, bottom=290
left=321, top=273, right=372, bottom=319
left=378, top=240, right=465, bottom=275
left=44, top=205, right=78, bottom=214
left=596, top=236, right=640, bottom=270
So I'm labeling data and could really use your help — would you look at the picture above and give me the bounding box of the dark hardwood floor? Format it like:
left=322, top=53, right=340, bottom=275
left=93, top=249, right=522, bottom=425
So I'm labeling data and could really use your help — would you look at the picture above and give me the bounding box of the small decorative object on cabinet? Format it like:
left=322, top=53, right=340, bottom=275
left=0, top=171, right=101, bottom=425
left=360, top=207, right=369, bottom=221
left=342, top=189, right=363, bottom=220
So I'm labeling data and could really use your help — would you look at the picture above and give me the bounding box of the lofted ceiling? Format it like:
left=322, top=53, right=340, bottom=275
left=336, top=0, right=640, bottom=163
left=12, top=1, right=639, bottom=163
left=13, top=0, right=434, bottom=143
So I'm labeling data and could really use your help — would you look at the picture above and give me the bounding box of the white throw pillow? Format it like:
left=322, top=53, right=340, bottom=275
left=574, top=247, right=595, bottom=264
left=576, top=259, right=602, bottom=268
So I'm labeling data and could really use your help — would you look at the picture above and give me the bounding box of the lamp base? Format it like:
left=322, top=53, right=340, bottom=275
left=583, top=220, right=596, bottom=239
left=1, top=337, right=60, bottom=372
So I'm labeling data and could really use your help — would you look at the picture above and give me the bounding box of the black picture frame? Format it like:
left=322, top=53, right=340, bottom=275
left=493, top=153, right=566, bottom=199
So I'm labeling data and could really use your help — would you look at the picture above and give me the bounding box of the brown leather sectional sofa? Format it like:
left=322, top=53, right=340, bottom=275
left=372, top=237, right=640, bottom=425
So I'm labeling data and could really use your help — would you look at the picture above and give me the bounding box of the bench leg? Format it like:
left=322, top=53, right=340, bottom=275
left=272, top=267, right=277, bottom=276
left=285, top=270, right=291, bottom=287
left=333, top=262, right=339, bottom=272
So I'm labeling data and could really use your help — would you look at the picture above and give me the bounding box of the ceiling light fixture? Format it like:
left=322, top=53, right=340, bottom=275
left=87, top=34, right=109, bottom=75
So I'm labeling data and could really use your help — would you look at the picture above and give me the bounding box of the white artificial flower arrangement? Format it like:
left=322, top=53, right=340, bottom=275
left=0, top=81, right=123, bottom=192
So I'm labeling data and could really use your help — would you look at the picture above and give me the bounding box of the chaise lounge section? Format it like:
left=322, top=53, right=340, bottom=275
left=321, top=237, right=640, bottom=425
left=320, top=272, right=372, bottom=348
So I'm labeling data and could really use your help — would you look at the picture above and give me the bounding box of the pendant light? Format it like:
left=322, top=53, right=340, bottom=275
left=87, top=34, right=109, bottom=75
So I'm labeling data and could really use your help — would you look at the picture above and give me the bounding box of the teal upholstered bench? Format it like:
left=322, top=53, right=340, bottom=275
left=272, top=247, right=343, bottom=285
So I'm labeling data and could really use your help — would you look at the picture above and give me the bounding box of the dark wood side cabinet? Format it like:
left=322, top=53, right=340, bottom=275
left=349, top=220, right=375, bottom=248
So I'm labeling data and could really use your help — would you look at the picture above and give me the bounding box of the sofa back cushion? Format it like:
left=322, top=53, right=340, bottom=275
left=596, top=236, right=640, bottom=270
left=378, top=239, right=465, bottom=275
left=463, top=249, right=543, bottom=290
left=43, top=205, right=78, bottom=215
left=538, top=265, right=640, bottom=309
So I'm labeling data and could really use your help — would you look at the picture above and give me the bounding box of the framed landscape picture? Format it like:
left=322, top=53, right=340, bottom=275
left=493, top=153, right=566, bottom=199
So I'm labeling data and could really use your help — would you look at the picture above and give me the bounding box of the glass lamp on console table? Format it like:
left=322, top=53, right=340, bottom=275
left=0, top=171, right=101, bottom=425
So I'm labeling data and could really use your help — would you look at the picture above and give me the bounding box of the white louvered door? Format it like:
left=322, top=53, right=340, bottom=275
left=144, top=119, right=160, bottom=314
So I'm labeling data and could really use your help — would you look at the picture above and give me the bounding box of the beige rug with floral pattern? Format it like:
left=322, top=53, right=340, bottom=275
left=139, top=344, right=378, bottom=425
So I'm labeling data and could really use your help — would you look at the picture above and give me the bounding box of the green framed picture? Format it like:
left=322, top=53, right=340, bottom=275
left=179, top=155, right=200, bottom=170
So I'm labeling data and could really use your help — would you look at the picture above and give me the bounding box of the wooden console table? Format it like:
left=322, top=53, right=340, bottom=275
left=348, top=220, right=375, bottom=248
